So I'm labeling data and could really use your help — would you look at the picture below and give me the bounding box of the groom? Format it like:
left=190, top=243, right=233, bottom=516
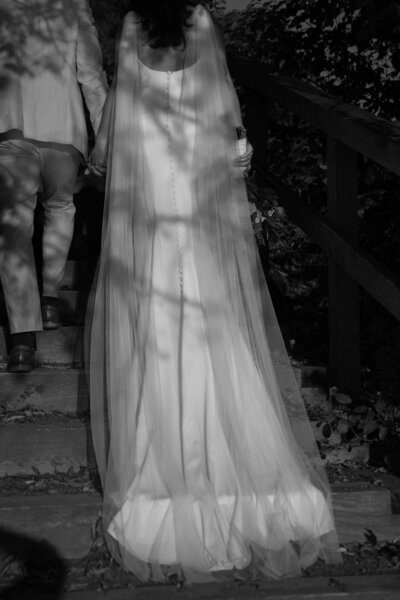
left=0, top=0, right=108, bottom=372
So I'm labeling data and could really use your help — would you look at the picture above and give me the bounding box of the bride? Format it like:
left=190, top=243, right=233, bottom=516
left=86, top=0, right=341, bottom=583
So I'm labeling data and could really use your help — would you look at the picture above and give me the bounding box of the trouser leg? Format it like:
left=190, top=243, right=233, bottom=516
left=39, top=148, right=81, bottom=297
left=0, top=140, right=42, bottom=333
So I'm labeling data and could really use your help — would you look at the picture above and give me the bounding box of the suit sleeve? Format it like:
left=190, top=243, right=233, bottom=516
left=76, top=0, right=109, bottom=134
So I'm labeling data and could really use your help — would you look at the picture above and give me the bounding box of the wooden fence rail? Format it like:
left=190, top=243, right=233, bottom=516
left=228, top=56, right=400, bottom=398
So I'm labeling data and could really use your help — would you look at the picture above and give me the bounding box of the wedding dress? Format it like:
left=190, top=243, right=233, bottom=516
left=86, top=5, right=341, bottom=583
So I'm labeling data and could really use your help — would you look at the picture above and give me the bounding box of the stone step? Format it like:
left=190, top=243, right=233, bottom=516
left=0, top=327, right=84, bottom=365
left=1, top=488, right=400, bottom=561
left=0, top=367, right=88, bottom=413
left=23, top=575, right=400, bottom=600
left=2, top=327, right=320, bottom=373
left=4, top=425, right=382, bottom=480
left=0, top=363, right=325, bottom=417
left=0, top=419, right=395, bottom=514
left=0, top=418, right=94, bottom=476
left=332, top=482, right=392, bottom=517
left=336, top=512, right=400, bottom=544
left=0, top=317, right=326, bottom=374
left=0, top=493, right=101, bottom=560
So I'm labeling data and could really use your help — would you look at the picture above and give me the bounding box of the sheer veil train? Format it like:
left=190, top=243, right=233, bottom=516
left=86, top=4, right=341, bottom=582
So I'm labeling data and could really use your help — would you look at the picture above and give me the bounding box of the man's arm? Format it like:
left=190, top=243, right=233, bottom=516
left=75, top=0, right=109, bottom=134
left=86, top=25, right=121, bottom=175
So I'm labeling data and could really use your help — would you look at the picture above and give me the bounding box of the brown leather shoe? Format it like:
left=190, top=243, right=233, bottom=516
left=7, top=345, right=35, bottom=373
left=41, top=303, right=61, bottom=330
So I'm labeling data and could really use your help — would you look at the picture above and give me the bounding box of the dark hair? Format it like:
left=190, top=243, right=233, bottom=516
left=130, top=0, right=199, bottom=49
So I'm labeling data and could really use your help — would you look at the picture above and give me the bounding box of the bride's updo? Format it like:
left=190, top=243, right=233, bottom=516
left=130, top=0, right=202, bottom=49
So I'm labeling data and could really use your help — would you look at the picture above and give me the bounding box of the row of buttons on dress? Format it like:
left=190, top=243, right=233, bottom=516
left=165, top=71, right=184, bottom=297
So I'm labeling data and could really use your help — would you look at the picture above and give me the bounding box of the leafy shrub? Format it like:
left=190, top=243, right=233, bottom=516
left=309, top=386, right=400, bottom=468
left=223, top=0, right=400, bottom=118
left=222, top=1, right=400, bottom=402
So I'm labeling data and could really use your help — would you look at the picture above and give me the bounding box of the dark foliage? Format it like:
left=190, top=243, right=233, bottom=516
left=223, top=0, right=400, bottom=118
left=221, top=0, right=400, bottom=403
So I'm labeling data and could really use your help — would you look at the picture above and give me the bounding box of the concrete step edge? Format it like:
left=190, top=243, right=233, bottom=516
left=0, top=420, right=93, bottom=476
left=0, top=367, right=88, bottom=414
left=1, top=492, right=400, bottom=561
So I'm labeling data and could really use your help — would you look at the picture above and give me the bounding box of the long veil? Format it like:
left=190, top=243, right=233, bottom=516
left=86, top=5, right=341, bottom=583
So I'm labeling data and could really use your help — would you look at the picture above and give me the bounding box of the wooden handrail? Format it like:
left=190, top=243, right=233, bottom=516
left=229, top=56, right=400, bottom=176
left=259, top=168, right=400, bottom=322
left=228, top=55, right=400, bottom=398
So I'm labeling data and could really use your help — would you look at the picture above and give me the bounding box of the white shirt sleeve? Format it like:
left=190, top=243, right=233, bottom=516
left=75, top=0, right=109, bottom=134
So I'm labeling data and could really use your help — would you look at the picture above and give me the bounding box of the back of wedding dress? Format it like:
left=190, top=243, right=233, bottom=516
left=86, top=5, right=341, bottom=582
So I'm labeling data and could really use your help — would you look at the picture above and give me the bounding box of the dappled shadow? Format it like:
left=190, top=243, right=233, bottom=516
left=0, top=0, right=78, bottom=88
left=0, top=143, right=80, bottom=333
left=0, top=0, right=106, bottom=332
left=0, top=526, right=67, bottom=598
left=83, top=20, right=330, bottom=585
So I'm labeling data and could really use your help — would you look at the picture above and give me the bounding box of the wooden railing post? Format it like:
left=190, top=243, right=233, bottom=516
left=327, top=137, right=360, bottom=399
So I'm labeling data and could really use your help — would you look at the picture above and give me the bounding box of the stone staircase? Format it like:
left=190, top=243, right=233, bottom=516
left=1, top=186, right=400, bottom=563
left=0, top=187, right=102, bottom=558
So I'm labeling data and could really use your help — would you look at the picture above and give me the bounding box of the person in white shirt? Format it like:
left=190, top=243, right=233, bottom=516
left=0, top=0, right=108, bottom=372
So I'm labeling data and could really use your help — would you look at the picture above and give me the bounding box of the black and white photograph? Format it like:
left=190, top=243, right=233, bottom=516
left=0, top=1, right=399, bottom=598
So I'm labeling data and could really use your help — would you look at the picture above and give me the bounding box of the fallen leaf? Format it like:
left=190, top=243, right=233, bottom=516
left=364, top=529, right=378, bottom=545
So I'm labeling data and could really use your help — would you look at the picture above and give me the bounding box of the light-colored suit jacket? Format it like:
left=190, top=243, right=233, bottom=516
left=0, top=0, right=108, bottom=156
